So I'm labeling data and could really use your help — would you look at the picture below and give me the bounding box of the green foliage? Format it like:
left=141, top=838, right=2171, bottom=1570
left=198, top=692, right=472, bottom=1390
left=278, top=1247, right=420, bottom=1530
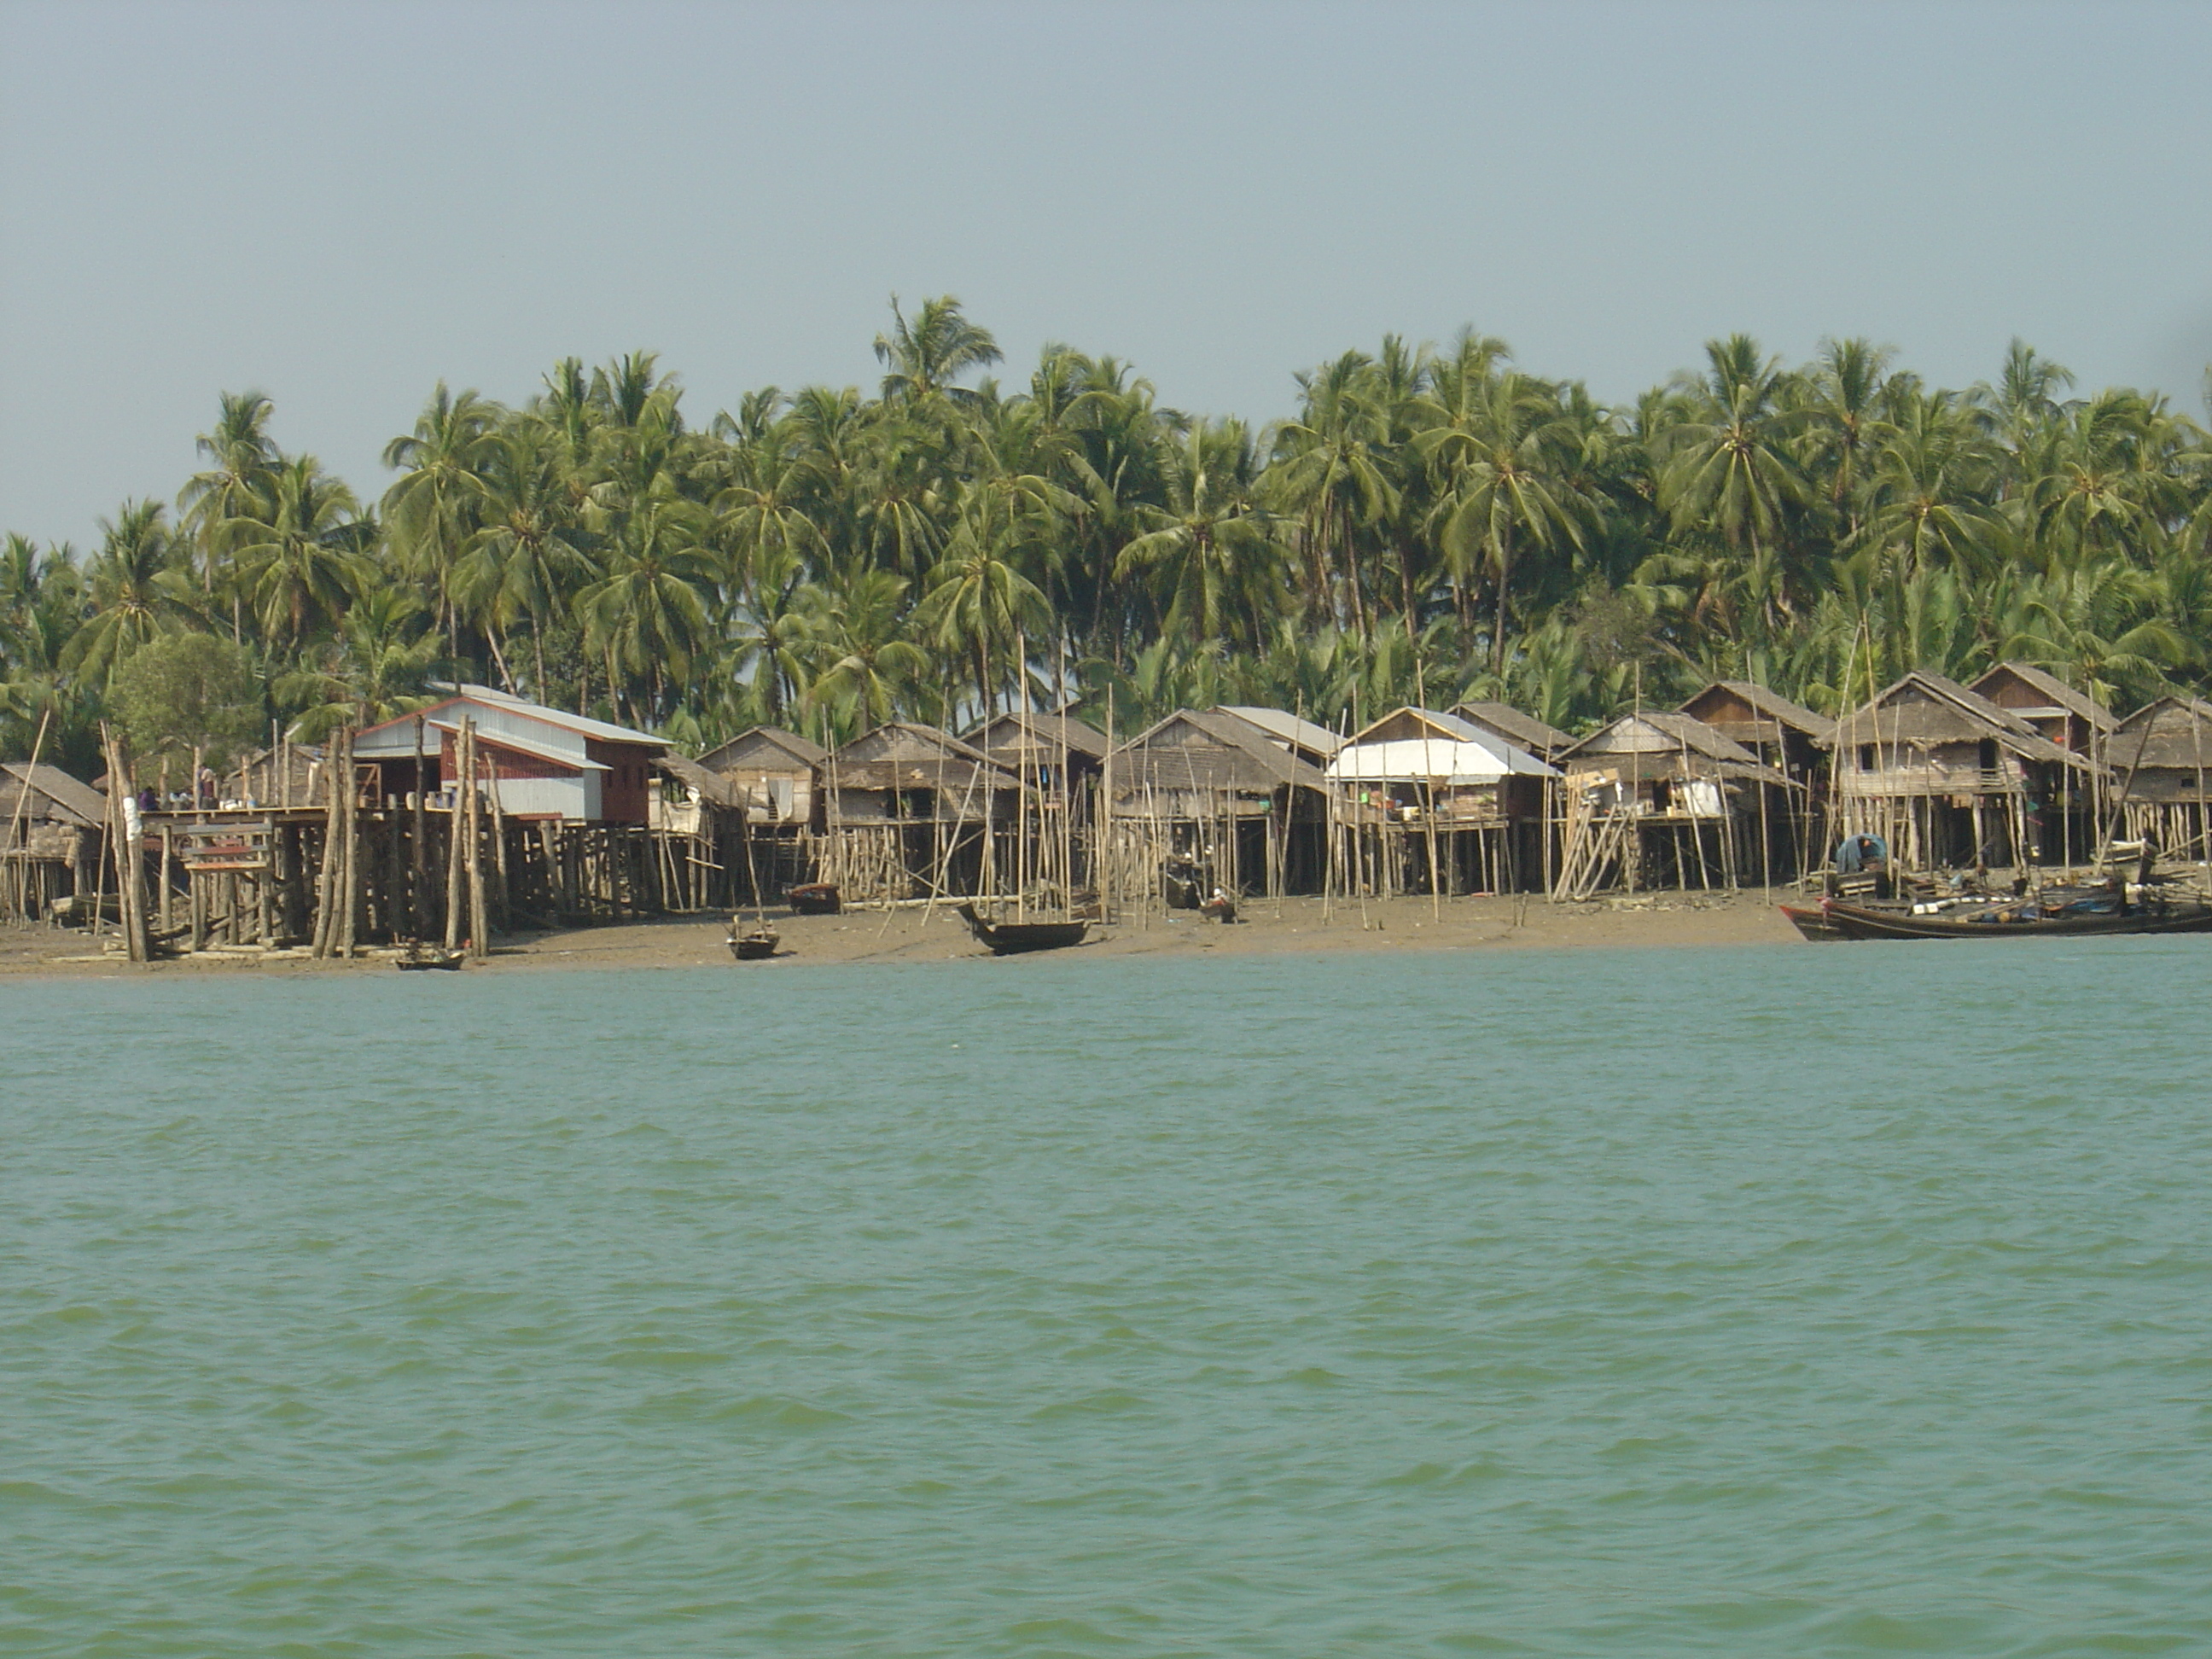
left=11, top=302, right=2212, bottom=765
left=113, top=631, right=264, bottom=767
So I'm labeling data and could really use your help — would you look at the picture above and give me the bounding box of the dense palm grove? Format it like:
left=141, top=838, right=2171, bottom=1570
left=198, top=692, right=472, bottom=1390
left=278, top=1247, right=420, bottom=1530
left=7, top=296, right=2210, bottom=775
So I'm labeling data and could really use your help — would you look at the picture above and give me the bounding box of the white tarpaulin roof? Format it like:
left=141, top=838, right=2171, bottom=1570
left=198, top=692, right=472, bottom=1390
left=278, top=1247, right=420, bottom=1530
left=1324, top=736, right=1557, bottom=784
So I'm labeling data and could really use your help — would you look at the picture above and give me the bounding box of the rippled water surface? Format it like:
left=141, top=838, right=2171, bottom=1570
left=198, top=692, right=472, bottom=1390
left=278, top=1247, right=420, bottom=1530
left=5, top=939, right=2211, bottom=1656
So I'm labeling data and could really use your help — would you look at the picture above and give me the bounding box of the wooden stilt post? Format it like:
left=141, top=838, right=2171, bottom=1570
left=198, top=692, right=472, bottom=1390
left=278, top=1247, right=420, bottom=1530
left=466, top=719, right=488, bottom=958
left=444, top=723, right=466, bottom=950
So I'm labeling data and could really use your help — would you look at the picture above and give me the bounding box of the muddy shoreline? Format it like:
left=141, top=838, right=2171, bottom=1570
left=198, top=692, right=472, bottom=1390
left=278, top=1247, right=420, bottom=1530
left=0, top=891, right=1804, bottom=981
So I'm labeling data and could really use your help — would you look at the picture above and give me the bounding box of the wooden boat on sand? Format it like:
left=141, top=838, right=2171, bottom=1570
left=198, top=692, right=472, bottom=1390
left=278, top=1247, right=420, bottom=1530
left=728, top=926, right=782, bottom=960
left=786, top=882, right=841, bottom=915
left=956, top=903, right=1089, bottom=955
left=396, top=943, right=465, bottom=971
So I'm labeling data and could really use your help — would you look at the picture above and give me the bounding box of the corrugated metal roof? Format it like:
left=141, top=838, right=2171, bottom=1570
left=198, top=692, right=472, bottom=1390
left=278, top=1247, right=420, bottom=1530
left=1325, top=736, right=1557, bottom=783
left=439, top=683, right=667, bottom=748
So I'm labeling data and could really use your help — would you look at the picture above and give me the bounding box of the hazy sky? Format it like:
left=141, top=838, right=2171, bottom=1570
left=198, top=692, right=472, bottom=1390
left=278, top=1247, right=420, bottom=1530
left=5, top=0, right=2211, bottom=550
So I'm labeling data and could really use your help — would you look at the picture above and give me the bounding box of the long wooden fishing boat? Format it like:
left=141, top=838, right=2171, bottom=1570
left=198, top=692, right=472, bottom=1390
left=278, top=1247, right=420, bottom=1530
left=1779, top=902, right=1849, bottom=941
left=956, top=903, right=1089, bottom=955
left=1820, top=888, right=2212, bottom=941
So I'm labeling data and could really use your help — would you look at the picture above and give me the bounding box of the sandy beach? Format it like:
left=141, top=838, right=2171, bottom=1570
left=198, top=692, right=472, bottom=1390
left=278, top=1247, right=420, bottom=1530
left=0, top=890, right=1802, bottom=981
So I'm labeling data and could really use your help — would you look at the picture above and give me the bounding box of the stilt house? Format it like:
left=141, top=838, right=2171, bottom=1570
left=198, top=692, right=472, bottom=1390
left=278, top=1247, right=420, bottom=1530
left=1, top=762, right=107, bottom=922
left=352, top=685, right=667, bottom=824
left=1675, top=680, right=1834, bottom=876
left=1554, top=712, right=1796, bottom=895
left=685, top=725, right=829, bottom=903
left=1825, top=671, right=2098, bottom=869
left=1324, top=707, right=1556, bottom=894
left=819, top=723, right=1020, bottom=902
left=964, top=710, right=1111, bottom=904
left=696, top=726, right=827, bottom=830
left=2105, top=695, right=2212, bottom=863
left=1104, top=707, right=1333, bottom=900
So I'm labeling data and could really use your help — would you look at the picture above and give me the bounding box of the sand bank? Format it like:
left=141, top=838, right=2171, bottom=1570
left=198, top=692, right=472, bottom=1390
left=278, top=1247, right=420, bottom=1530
left=0, top=891, right=1803, bottom=981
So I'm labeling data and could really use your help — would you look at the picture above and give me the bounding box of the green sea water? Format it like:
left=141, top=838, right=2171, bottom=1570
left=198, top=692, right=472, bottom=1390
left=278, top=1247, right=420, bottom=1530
left=4, top=939, right=2210, bottom=1656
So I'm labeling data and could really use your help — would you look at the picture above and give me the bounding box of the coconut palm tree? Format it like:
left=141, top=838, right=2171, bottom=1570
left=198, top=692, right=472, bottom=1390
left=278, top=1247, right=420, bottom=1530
left=452, top=421, right=598, bottom=696
left=1268, top=350, right=1399, bottom=640
left=1654, top=335, right=1814, bottom=639
left=1116, top=417, right=1284, bottom=650
left=225, top=457, right=366, bottom=658
left=61, top=500, right=200, bottom=687
left=1417, top=370, right=1587, bottom=677
left=382, top=383, right=502, bottom=650
left=177, top=390, right=280, bottom=634
left=874, top=294, right=1002, bottom=407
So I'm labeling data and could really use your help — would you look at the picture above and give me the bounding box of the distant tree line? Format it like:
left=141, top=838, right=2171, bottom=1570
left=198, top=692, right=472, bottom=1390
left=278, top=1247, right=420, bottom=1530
left=6, top=295, right=2209, bottom=775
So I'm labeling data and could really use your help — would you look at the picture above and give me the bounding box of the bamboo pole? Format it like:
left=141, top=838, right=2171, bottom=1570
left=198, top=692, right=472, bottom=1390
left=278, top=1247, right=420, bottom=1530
left=5, top=707, right=53, bottom=923
left=465, top=719, right=488, bottom=958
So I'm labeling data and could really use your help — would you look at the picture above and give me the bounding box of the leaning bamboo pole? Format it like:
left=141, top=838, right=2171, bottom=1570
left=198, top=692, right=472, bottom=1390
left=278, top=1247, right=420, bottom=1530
left=4, top=707, right=52, bottom=923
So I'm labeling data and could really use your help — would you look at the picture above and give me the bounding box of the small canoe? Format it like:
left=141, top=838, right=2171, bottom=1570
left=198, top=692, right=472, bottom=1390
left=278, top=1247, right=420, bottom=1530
left=729, top=928, right=781, bottom=961
left=957, top=903, right=1089, bottom=955
left=787, top=882, right=841, bottom=915
left=397, top=946, right=465, bottom=971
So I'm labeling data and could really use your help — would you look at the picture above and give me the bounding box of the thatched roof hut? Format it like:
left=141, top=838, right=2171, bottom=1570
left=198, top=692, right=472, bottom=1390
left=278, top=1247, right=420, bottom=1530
left=1828, top=672, right=2089, bottom=776
left=1108, top=708, right=1331, bottom=811
left=691, top=726, right=825, bottom=827
left=2, top=762, right=107, bottom=919
left=1678, top=681, right=1833, bottom=757
left=1968, top=661, right=2115, bottom=754
left=964, top=709, right=1110, bottom=777
left=1450, top=701, right=1576, bottom=764
left=2110, top=696, right=2212, bottom=800
left=1559, top=712, right=1790, bottom=789
left=823, top=723, right=1016, bottom=826
left=698, top=725, right=827, bottom=775
left=1, top=762, right=107, bottom=832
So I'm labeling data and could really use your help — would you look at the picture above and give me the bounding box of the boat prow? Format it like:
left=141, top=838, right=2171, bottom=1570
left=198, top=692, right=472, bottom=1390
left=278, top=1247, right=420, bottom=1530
left=956, top=903, right=1089, bottom=955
